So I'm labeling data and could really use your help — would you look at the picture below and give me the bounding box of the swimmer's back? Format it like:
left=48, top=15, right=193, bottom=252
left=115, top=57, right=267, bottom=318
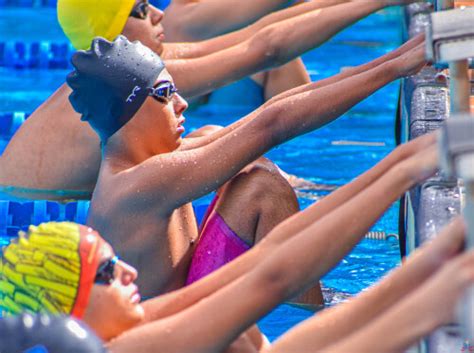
left=0, top=84, right=100, bottom=200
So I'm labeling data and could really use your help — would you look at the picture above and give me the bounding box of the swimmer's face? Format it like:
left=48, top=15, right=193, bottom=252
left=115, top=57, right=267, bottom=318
left=122, top=0, right=165, bottom=55
left=134, top=68, right=188, bottom=152
left=82, top=242, right=145, bottom=341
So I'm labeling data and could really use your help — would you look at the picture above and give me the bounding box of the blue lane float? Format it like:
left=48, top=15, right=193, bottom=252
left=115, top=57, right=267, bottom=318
left=0, top=199, right=209, bottom=239
left=0, top=41, right=73, bottom=69
left=0, top=200, right=90, bottom=237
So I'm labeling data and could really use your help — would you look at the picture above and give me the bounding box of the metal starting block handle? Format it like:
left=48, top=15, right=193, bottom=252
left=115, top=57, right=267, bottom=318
left=439, top=114, right=474, bottom=180
left=438, top=117, right=474, bottom=343
left=426, top=7, right=474, bottom=63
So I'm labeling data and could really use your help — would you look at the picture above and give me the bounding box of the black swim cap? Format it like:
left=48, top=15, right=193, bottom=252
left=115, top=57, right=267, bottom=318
left=67, top=35, right=166, bottom=142
left=0, top=314, right=106, bottom=353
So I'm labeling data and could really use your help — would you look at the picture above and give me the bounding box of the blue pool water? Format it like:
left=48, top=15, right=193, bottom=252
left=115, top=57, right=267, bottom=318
left=0, top=5, right=403, bottom=342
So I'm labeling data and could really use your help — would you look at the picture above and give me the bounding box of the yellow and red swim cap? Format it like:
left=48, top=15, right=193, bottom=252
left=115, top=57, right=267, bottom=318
left=0, top=222, right=105, bottom=318
left=57, top=0, right=135, bottom=50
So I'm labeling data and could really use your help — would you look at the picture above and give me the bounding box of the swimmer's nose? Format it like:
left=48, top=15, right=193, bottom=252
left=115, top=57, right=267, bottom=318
left=173, top=94, right=188, bottom=117
left=116, top=260, right=138, bottom=285
left=149, top=5, right=164, bottom=26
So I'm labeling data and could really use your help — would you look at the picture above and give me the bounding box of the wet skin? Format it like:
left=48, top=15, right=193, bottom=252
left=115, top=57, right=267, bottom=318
left=82, top=238, right=269, bottom=352
left=87, top=69, right=195, bottom=295
left=0, top=0, right=411, bottom=198
left=85, top=36, right=428, bottom=295
left=79, top=133, right=451, bottom=353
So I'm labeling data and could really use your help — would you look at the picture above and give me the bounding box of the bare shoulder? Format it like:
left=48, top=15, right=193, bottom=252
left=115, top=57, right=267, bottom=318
left=91, top=159, right=173, bottom=217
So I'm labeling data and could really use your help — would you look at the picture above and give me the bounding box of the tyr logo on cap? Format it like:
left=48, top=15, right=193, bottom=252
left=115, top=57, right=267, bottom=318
left=126, top=86, right=141, bottom=103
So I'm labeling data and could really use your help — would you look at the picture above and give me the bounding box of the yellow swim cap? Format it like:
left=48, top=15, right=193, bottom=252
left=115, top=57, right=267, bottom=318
left=57, top=0, right=135, bottom=50
left=0, top=222, right=105, bottom=318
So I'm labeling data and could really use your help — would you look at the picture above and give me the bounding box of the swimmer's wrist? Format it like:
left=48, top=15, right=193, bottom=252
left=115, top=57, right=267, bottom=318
left=381, top=60, right=404, bottom=81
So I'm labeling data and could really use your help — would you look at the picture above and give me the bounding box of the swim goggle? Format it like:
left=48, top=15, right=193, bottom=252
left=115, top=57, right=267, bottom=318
left=130, top=0, right=150, bottom=20
left=94, top=255, right=119, bottom=285
left=148, top=81, right=178, bottom=103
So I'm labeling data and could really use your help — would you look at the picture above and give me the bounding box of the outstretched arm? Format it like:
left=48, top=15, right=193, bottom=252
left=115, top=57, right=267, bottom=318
left=163, top=0, right=351, bottom=59
left=268, top=217, right=465, bottom=353
left=166, top=0, right=407, bottom=98
left=162, top=0, right=307, bottom=42
left=127, top=44, right=424, bottom=213
left=262, top=33, right=426, bottom=108
left=179, top=34, right=425, bottom=151
left=322, top=221, right=470, bottom=353
left=109, top=142, right=439, bottom=353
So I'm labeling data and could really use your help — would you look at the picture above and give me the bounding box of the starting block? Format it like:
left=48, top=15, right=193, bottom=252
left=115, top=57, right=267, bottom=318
left=439, top=114, right=474, bottom=180
left=426, top=7, right=474, bottom=63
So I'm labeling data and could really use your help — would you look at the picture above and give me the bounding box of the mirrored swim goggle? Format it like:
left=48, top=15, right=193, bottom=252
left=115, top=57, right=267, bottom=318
left=130, top=0, right=150, bottom=20
left=148, top=81, right=178, bottom=103
left=94, top=255, right=119, bottom=285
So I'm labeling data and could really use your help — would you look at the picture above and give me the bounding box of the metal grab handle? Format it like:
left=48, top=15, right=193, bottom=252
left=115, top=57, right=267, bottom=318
left=439, top=116, right=474, bottom=341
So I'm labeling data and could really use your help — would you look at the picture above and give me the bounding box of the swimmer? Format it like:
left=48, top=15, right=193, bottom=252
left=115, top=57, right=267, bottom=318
left=65, top=35, right=427, bottom=298
left=0, top=195, right=469, bottom=352
left=0, top=0, right=421, bottom=200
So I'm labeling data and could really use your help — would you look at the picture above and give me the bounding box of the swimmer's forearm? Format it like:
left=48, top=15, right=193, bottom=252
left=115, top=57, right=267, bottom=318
left=256, top=0, right=387, bottom=69
left=166, top=0, right=301, bottom=43
left=269, top=60, right=400, bottom=147
left=175, top=0, right=351, bottom=58
left=322, top=266, right=449, bottom=353
left=170, top=1, right=387, bottom=96
left=259, top=163, right=417, bottom=300
left=269, top=217, right=462, bottom=353
left=322, top=307, right=434, bottom=353
left=264, top=34, right=425, bottom=108
left=267, top=133, right=435, bottom=246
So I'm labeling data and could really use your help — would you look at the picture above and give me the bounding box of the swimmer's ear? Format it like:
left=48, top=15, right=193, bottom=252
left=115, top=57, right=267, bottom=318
left=70, top=49, right=94, bottom=71
left=91, top=37, right=114, bottom=57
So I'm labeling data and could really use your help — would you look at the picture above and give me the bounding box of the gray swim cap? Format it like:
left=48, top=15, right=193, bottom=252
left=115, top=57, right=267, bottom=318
left=0, top=314, right=106, bottom=353
left=67, top=35, right=166, bottom=142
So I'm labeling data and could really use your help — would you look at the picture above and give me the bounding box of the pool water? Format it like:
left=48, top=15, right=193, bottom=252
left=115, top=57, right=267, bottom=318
left=0, top=4, right=403, bottom=342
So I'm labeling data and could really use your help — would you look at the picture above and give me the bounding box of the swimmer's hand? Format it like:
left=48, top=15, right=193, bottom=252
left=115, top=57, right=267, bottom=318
left=405, top=229, right=474, bottom=328
left=391, top=33, right=425, bottom=58
left=393, top=43, right=427, bottom=78
left=399, top=143, right=438, bottom=184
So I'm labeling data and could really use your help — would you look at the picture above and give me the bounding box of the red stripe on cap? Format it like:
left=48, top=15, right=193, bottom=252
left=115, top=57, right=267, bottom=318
left=71, top=225, right=105, bottom=318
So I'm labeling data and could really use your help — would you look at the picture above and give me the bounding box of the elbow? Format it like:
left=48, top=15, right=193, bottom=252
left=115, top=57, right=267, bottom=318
left=258, top=104, right=288, bottom=147
left=258, top=261, right=295, bottom=304
left=251, top=26, right=286, bottom=69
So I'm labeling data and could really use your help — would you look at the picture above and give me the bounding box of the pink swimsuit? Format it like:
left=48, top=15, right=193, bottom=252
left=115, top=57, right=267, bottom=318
left=186, top=196, right=251, bottom=285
